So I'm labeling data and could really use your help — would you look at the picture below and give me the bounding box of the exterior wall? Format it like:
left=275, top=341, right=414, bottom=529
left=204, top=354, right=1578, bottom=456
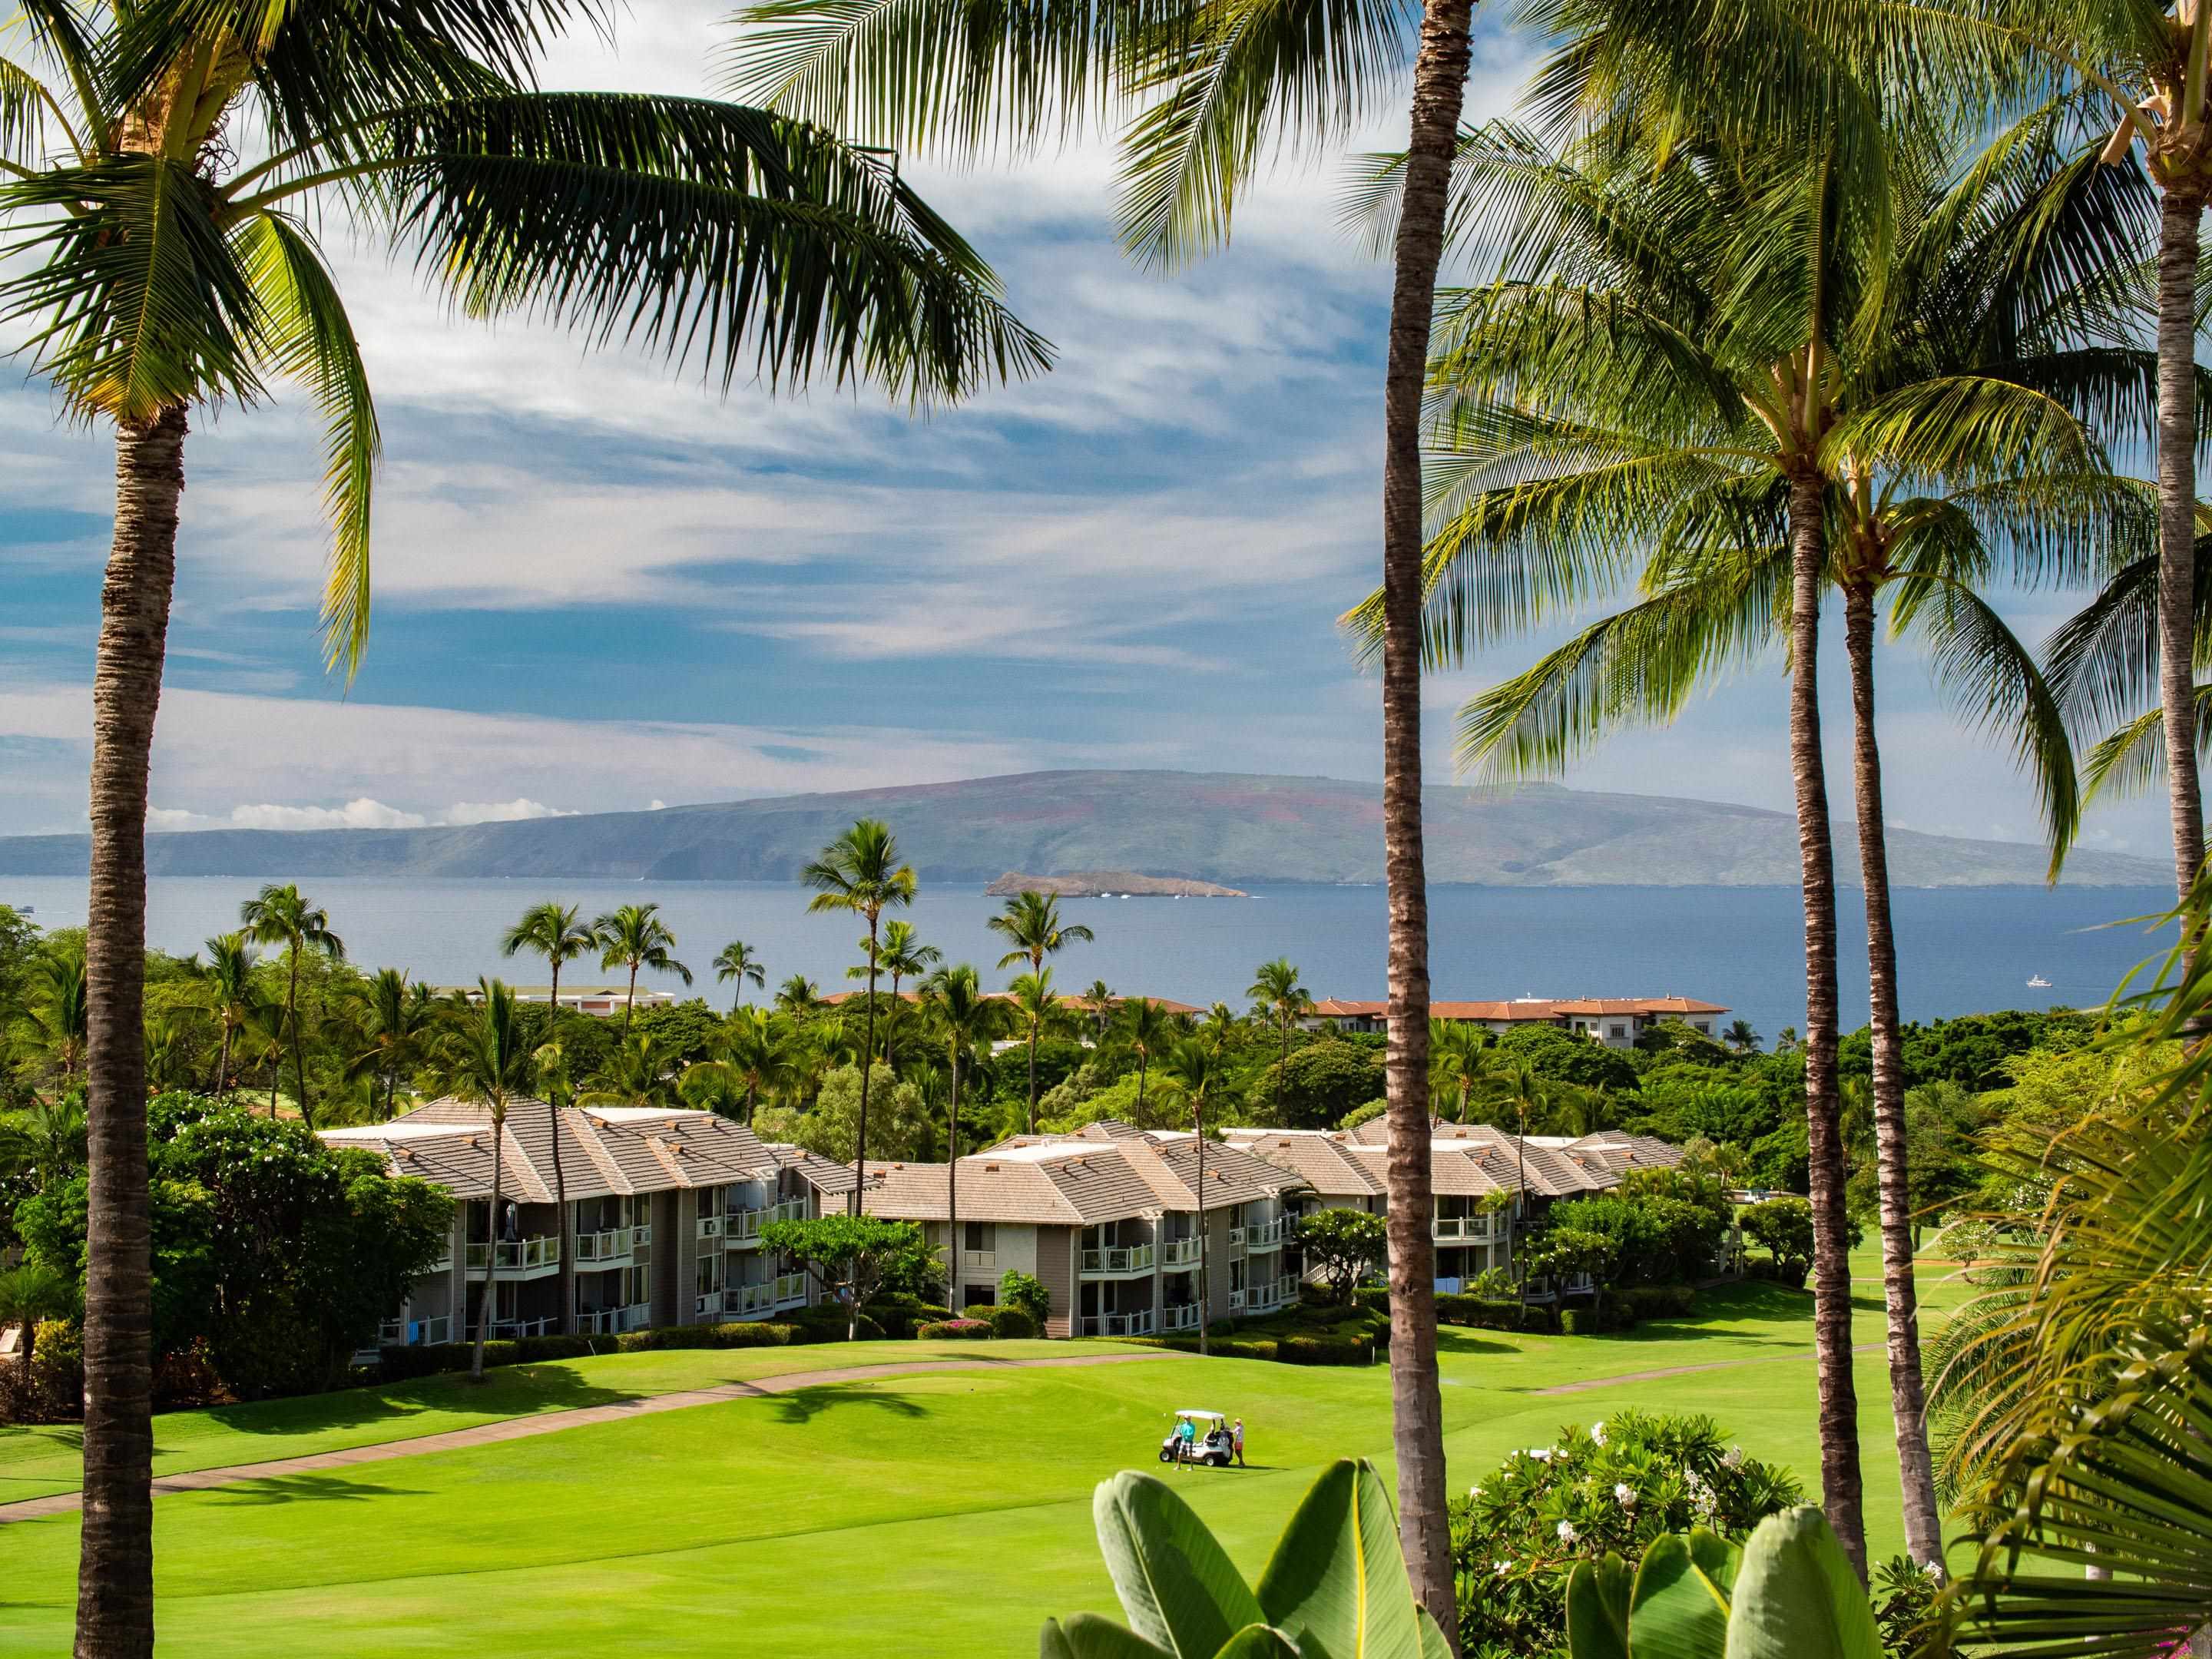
left=652, top=1190, right=681, bottom=1327
left=1035, top=1225, right=1076, bottom=1339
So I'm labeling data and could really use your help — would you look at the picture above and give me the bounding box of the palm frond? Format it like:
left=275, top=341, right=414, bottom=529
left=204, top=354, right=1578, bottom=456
left=237, top=210, right=381, bottom=675
left=365, top=92, right=1051, bottom=399
left=0, top=153, right=265, bottom=420
left=0, top=56, right=54, bottom=165
left=2043, top=533, right=2212, bottom=739
left=2078, top=687, right=2212, bottom=804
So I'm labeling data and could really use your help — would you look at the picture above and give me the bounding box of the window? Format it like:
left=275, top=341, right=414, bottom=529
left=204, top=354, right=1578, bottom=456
left=1609, top=1025, right=1627, bottom=1040
left=628, top=1267, right=651, bottom=1306
left=964, top=1221, right=995, bottom=1252
left=963, top=1283, right=995, bottom=1310
left=696, top=1253, right=724, bottom=1296
left=1230, top=1260, right=1247, bottom=1292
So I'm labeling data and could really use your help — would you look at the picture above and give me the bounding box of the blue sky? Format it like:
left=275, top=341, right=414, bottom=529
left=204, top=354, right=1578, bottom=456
left=0, top=2, right=2171, bottom=862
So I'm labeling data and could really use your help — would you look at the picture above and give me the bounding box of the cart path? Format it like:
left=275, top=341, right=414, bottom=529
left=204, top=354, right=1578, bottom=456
left=1532, top=1340, right=1883, bottom=1395
left=0, top=1352, right=1160, bottom=1526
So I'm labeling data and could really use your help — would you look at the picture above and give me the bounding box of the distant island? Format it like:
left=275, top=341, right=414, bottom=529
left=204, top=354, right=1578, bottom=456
left=0, top=769, right=2170, bottom=887
left=985, top=870, right=1249, bottom=898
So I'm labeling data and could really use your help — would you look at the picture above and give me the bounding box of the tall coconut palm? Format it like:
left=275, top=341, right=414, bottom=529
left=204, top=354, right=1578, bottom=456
left=0, top=1097, right=88, bottom=1189
left=1113, top=995, right=1175, bottom=1126
left=12, top=943, right=91, bottom=1088
left=592, top=903, right=691, bottom=1039
left=1429, top=1019, right=1488, bottom=1124
left=1367, top=107, right=2135, bottom=1569
left=1157, top=1036, right=1220, bottom=1358
left=440, top=979, right=534, bottom=1383
left=1247, top=958, right=1313, bottom=1086
left=713, top=940, right=767, bottom=1011
left=707, top=1007, right=795, bottom=1124
left=988, top=891, right=1094, bottom=1129
left=579, top=1034, right=677, bottom=1108
left=1005, top=969, right=1069, bottom=1134
left=343, top=968, right=432, bottom=1121
left=197, top=932, right=257, bottom=1098
left=774, top=975, right=824, bottom=1017
left=919, top=962, right=1005, bottom=1300
left=876, top=920, right=939, bottom=1007
left=1080, top=979, right=1117, bottom=1041
left=503, top=900, right=599, bottom=1330
left=238, top=884, right=344, bottom=1128
left=803, top=820, right=916, bottom=1210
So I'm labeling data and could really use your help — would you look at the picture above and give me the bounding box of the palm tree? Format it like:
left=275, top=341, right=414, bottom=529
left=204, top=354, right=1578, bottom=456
left=714, top=940, right=767, bottom=1012
left=579, top=1034, right=677, bottom=1108
left=803, top=820, right=916, bottom=1210
left=1376, top=111, right=2128, bottom=1571
left=988, top=891, right=1094, bottom=1129
left=593, top=903, right=691, bottom=1039
left=774, top=975, right=825, bottom=1017
left=706, top=1008, right=795, bottom=1124
left=1723, top=1018, right=1763, bottom=1054
left=197, top=933, right=258, bottom=1097
left=440, top=979, right=534, bottom=1382
left=239, top=884, right=345, bottom=1128
left=344, top=969, right=432, bottom=1121
left=1112, top=996, right=1176, bottom=1126
left=1080, top=979, right=1117, bottom=1041
left=1158, top=1037, right=1220, bottom=1359
left=875, top=920, right=940, bottom=1008
left=12, top=943, right=90, bottom=1088
left=502, top=900, right=600, bottom=1330
left=0, top=1098, right=88, bottom=1189
left=1429, top=1020, right=1489, bottom=1124
left=0, top=1262, right=75, bottom=1401
left=1247, top=958, right=1314, bottom=1086
left=1005, top=969, right=1068, bottom=1134
left=920, top=963, right=1006, bottom=1302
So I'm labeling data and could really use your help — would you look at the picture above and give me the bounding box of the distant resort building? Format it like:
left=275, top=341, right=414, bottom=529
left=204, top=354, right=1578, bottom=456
left=434, top=984, right=680, bottom=1018
left=1301, top=995, right=1728, bottom=1048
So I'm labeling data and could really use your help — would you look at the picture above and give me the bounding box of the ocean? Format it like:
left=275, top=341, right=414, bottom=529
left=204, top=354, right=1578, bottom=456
left=0, top=876, right=2181, bottom=1041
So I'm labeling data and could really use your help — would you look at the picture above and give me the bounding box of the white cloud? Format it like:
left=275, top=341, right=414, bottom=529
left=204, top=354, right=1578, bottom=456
left=442, top=799, right=575, bottom=825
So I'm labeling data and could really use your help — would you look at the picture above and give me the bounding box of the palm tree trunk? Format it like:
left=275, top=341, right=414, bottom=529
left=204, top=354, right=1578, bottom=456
left=948, top=1051, right=961, bottom=1310
left=78, top=403, right=186, bottom=1659
left=853, top=929, right=879, bottom=1217
left=1136, top=1054, right=1147, bottom=1124
left=1843, top=582, right=1942, bottom=1570
left=1380, top=0, right=1472, bottom=1638
left=286, top=952, right=310, bottom=1127
left=1025, top=1026, right=1039, bottom=1134
left=472, top=1118, right=505, bottom=1382
left=1788, top=465, right=1866, bottom=1581
left=2157, top=184, right=2207, bottom=906
left=548, top=961, right=571, bottom=1334
left=213, top=1023, right=230, bottom=1096
left=1196, top=1097, right=1209, bottom=1359
left=622, top=963, right=638, bottom=1039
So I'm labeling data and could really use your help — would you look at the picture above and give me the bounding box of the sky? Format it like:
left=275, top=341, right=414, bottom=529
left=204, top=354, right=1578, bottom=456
left=0, top=2, right=2170, bottom=860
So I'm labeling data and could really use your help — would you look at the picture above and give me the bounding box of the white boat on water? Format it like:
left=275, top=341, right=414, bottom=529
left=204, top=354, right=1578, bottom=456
left=2027, top=974, right=2051, bottom=988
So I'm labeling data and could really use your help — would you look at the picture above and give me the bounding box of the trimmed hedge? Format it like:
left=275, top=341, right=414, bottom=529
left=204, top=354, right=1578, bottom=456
left=1432, top=1293, right=1526, bottom=1331
left=1620, top=1283, right=1696, bottom=1321
left=986, top=1306, right=1039, bottom=1339
left=1127, top=1331, right=1373, bottom=1366
left=865, top=1296, right=954, bottom=1339
left=375, top=1322, right=797, bottom=1381
left=917, top=1320, right=992, bottom=1340
left=776, top=1303, right=886, bottom=1343
left=615, top=1322, right=793, bottom=1352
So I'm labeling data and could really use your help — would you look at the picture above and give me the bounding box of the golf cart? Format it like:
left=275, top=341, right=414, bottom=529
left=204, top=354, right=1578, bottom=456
left=1160, top=1409, right=1233, bottom=1467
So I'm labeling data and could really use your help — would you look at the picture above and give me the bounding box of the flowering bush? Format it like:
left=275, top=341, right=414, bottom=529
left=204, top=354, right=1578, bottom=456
left=1449, top=1410, right=1801, bottom=1659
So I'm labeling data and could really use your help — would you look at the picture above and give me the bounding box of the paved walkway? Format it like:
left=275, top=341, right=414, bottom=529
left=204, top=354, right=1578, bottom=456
left=0, top=1353, right=1158, bottom=1526
left=1533, top=1340, right=1883, bottom=1395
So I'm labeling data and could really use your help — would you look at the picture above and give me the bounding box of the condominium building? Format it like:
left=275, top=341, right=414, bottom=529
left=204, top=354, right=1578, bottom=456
left=861, top=1121, right=1310, bottom=1339
left=324, top=1101, right=854, bottom=1345
left=1301, top=995, right=1729, bottom=1048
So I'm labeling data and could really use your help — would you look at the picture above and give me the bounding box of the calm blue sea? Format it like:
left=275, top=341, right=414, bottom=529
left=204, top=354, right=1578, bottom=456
left=0, top=877, right=2180, bottom=1042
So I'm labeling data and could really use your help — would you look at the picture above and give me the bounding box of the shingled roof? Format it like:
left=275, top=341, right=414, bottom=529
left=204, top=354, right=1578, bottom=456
left=863, top=1133, right=1309, bottom=1227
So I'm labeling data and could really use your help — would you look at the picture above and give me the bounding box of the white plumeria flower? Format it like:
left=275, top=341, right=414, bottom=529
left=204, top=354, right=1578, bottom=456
left=1469, top=1485, right=1485, bottom=1499
left=1720, top=1446, right=1745, bottom=1470
left=1589, top=1422, right=1608, bottom=1445
left=1494, top=1560, right=1512, bottom=1577
left=1614, top=1482, right=1636, bottom=1506
left=1557, top=1521, right=1579, bottom=1544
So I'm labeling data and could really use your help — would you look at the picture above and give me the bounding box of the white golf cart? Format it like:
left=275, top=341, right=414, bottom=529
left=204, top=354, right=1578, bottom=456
left=1160, top=1409, right=1234, bottom=1467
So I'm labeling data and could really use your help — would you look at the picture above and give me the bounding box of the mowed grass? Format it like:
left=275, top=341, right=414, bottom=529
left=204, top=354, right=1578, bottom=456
left=0, top=1254, right=1976, bottom=1657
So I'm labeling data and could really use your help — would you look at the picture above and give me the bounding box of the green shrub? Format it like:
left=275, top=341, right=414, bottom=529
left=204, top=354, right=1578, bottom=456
left=1274, top=1332, right=1373, bottom=1365
left=1433, top=1293, right=1525, bottom=1331
left=917, top=1319, right=992, bottom=1339
left=1621, top=1283, right=1697, bottom=1321
left=1353, top=1286, right=1390, bottom=1316
left=1205, top=1318, right=1237, bottom=1337
left=986, top=1305, right=1039, bottom=1339
left=863, top=1294, right=952, bottom=1339
left=998, top=1270, right=1050, bottom=1326
left=1559, top=1308, right=1593, bottom=1336
left=774, top=1303, right=885, bottom=1343
left=612, top=1322, right=793, bottom=1353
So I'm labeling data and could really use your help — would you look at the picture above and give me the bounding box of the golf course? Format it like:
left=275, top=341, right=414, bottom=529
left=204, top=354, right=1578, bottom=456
left=0, top=1261, right=1969, bottom=1657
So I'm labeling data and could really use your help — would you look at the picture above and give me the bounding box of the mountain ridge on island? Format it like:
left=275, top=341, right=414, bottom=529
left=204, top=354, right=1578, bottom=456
left=0, top=769, right=2168, bottom=888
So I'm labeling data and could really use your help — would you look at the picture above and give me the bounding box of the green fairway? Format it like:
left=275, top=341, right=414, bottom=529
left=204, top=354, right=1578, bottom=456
left=0, top=1260, right=1976, bottom=1657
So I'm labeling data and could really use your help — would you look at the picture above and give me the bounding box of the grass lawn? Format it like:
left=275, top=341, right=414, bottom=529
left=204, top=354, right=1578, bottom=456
left=0, top=1255, right=1977, bottom=1657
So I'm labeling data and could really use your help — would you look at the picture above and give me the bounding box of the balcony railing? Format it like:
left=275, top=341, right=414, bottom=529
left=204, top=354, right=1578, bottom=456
left=466, top=1315, right=558, bottom=1339
left=572, top=1227, right=632, bottom=1264
left=1161, top=1303, right=1200, bottom=1331
left=724, top=1197, right=807, bottom=1245
left=1160, top=1238, right=1201, bottom=1269
left=1227, top=1227, right=1247, bottom=1250
left=575, top=1303, right=652, bottom=1335
left=1081, top=1243, right=1155, bottom=1277
left=1079, top=1308, right=1157, bottom=1337
left=464, top=1235, right=561, bottom=1273
left=632, top=1223, right=654, bottom=1250
left=1432, top=1215, right=1498, bottom=1241
left=696, top=1214, right=725, bottom=1241
left=1227, top=1287, right=1248, bottom=1310
left=1244, top=1217, right=1286, bottom=1250
left=959, top=1249, right=996, bottom=1270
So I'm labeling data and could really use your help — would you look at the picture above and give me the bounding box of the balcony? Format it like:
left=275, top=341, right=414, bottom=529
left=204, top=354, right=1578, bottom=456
left=1244, top=1217, right=1286, bottom=1250
left=1243, top=1273, right=1301, bottom=1313
left=467, top=1315, right=558, bottom=1339
left=571, top=1227, right=632, bottom=1264
left=724, top=1197, right=807, bottom=1247
left=576, top=1303, right=651, bottom=1335
left=696, top=1214, right=726, bottom=1242
left=1227, top=1227, right=1247, bottom=1250
left=1161, top=1303, right=1201, bottom=1332
left=1079, top=1308, right=1157, bottom=1337
left=1160, top=1238, right=1201, bottom=1269
left=1432, top=1216, right=1497, bottom=1242
left=464, top=1235, right=561, bottom=1275
left=959, top=1249, right=996, bottom=1270
left=1081, top=1243, right=1155, bottom=1277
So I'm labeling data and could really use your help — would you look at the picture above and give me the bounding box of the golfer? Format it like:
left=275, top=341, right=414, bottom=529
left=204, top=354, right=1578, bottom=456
left=1232, top=1418, right=1246, bottom=1467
